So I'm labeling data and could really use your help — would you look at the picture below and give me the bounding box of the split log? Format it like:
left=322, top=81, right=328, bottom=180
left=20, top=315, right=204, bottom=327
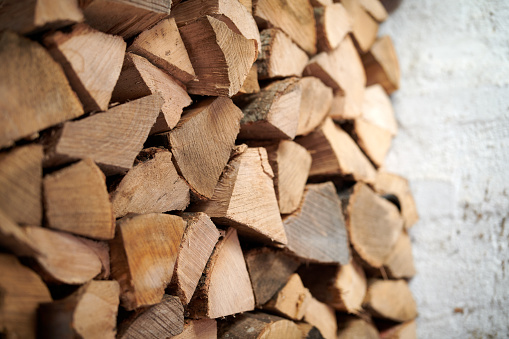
left=362, top=84, right=398, bottom=136
left=43, top=94, right=163, bottom=175
left=257, top=28, right=309, bottom=79
left=192, top=146, right=287, bottom=244
left=0, top=144, right=43, bottom=226
left=264, top=273, right=312, bottom=321
left=44, top=24, right=126, bottom=112
left=0, top=210, right=38, bottom=257
left=187, top=228, right=255, bottom=318
left=128, top=18, right=196, bottom=83
left=303, top=298, right=337, bottom=339
left=0, top=31, right=84, bottom=148
left=337, top=318, right=379, bottom=339
left=237, top=64, right=260, bottom=95
left=382, top=232, right=416, bottom=279
left=363, top=279, right=418, bottom=322
left=153, top=97, right=242, bottom=199
left=37, top=280, right=120, bottom=339
left=328, top=93, right=346, bottom=121
left=296, top=76, right=333, bottom=136
left=110, top=148, right=190, bottom=218
left=81, top=238, right=111, bottom=280
left=111, top=53, right=192, bottom=135
left=283, top=182, right=350, bottom=264
left=178, top=15, right=257, bottom=96
left=297, top=323, right=326, bottom=339
left=347, top=118, right=392, bottom=167
left=340, top=0, right=378, bottom=52
left=217, top=312, right=301, bottom=339
left=0, top=254, right=52, bottom=339
left=244, top=247, right=301, bottom=306
left=311, top=0, right=333, bottom=6
left=110, top=214, right=185, bottom=310
left=359, top=0, right=388, bottom=22
left=173, top=319, right=217, bottom=339
left=362, top=36, right=400, bottom=94
left=380, top=320, right=417, bottom=339
left=314, top=3, right=351, bottom=52
left=169, top=213, right=221, bottom=305
left=43, top=158, right=115, bottom=240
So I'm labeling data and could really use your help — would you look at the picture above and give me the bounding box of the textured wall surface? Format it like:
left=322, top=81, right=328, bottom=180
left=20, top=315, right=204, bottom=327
left=379, top=1, right=509, bottom=338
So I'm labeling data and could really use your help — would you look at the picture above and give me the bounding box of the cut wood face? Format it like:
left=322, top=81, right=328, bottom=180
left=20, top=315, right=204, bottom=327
left=173, top=319, right=217, bottom=339
left=351, top=118, right=392, bottom=167
left=264, top=273, right=312, bottom=321
left=383, top=231, right=416, bottom=279
left=362, top=84, right=398, bottom=136
left=303, top=297, right=337, bottom=339
left=358, top=0, right=388, bottom=22
left=363, top=279, right=418, bottom=322
left=340, top=0, right=378, bottom=53
left=315, top=3, right=352, bottom=52
left=363, top=35, right=400, bottom=94
left=217, top=312, right=302, bottom=339
left=380, top=320, right=417, bottom=339
left=237, top=63, right=260, bottom=95
left=0, top=209, right=39, bottom=257
left=295, top=76, right=333, bottom=136
left=337, top=318, right=379, bottom=339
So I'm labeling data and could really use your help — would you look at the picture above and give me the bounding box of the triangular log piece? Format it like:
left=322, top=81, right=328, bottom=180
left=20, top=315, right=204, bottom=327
left=238, top=0, right=252, bottom=13
left=303, top=297, right=337, bottom=339
left=237, top=64, right=260, bottom=95
left=0, top=144, right=43, bottom=226
left=257, top=28, right=309, bottom=79
left=297, top=323, right=326, bottom=339
left=217, top=312, right=301, bottom=339
left=283, top=182, right=350, bottom=264
left=296, top=118, right=376, bottom=183
left=363, top=279, right=418, bottom=322
left=380, top=320, right=417, bottom=339
left=187, top=228, right=255, bottom=318
left=191, top=146, right=287, bottom=244
left=0, top=254, right=52, bottom=339
left=117, top=295, right=184, bottom=339
left=314, top=3, right=351, bottom=52
left=362, top=84, right=398, bottom=136
left=111, top=53, right=192, bottom=135
left=128, top=18, right=196, bottom=83
left=237, top=78, right=302, bottom=140
left=358, top=0, right=388, bottom=22
left=43, top=94, right=163, bottom=175
left=264, top=273, right=312, bottom=321
left=304, top=36, right=365, bottom=119
left=347, top=118, right=392, bottom=167
left=43, top=158, right=114, bottom=240
left=382, top=231, right=416, bottom=279
left=110, top=214, right=185, bottom=310
left=328, top=93, right=346, bottom=121
left=79, top=238, right=111, bottom=280
left=362, top=36, right=400, bottom=94
left=173, top=319, right=217, bottom=339
left=0, top=210, right=38, bottom=257
left=253, top=0, right=316, bottom=55
left=37, top=280, right=120, bottom=339
left=296, top=76, right=333, bottom=136
left=110, top=148, right=190, bottom=218
left=81, top=0, right=171, bottom=40
left=340, top=0, right=378, bottom=52
left=337, top=318, right=379, bottom=339
left=169, top=213, right=221, bottom=305
left=44, top=24, right=126, bottom=112
left=0, top=31, right=84, bottom=149
left=178, top=15, right=257, bottom=97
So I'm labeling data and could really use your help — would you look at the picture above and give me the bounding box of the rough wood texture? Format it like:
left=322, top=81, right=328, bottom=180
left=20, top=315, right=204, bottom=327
left=363, top=279, right=418, bottom=322
left=380, top=320, right=417, bottom=339
left=383, top=232, right=416, bottom=279
left=237, top=64, right=260, bottom=95
left=283, top=182, right=350, bottom=264
left=349, top=118, right=392, bottom=167
left=173, top=319, right=217, bottom=339
left=110, top=148, right=190, bottom=218
left=192, top=147, right=287, bottom=244
left=179, top=15, right=257, bottom=97
left=128, top=18, right=196, bottom=83
left=340, top=0, right=378, bottom=52
left=169, top=213, right=221, bottom=305
left=303, top=298, right=337, bottom=339
left=362, top=35, right=400, bottom=94
left=0, top=31, right=84, bottom=148
left=337, top=318, right=379, bottom=339
left=0, top=144, right=43, bottom=226
left=44, top=94, right=163, bottom=175
left=314, top=3, right=351, bottom=52
left=111, top=53, right=192, bottom=135
left=297, top=323, right=326, bottom=339
left=37, top=280, right=119, bottom=339
left=110, top=214, right=185, bottom=310
left=264, top=273, right=312, bottom=321
left=296, top=77, right=333, bottom=136
left=0, top=210, right=38, bottom=257
left=359, top=0, right=388, bottom=22
left=257, top=28, right=308, bottom=79
left=44, top=158, right=114, bottom=240
left=44, top=24, right=126, bottom=112
left=0, top=254, right=52, bottom=339
left=217, top=312, right=301, bottom=339
left=362, top=84, right=398, bottom=136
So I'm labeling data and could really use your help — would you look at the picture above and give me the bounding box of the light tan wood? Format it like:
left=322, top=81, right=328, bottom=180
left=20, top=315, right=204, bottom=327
left=283, top=182, right=350, bottom=264
left=239, top=0, right=253, bottom=13
left=44, top=158, right=114, bottom=240
left=359, top=0, right=388, bottom=22
left=237, top=63, right=260, bottom=95
left=253, top=0, right=316, bottom=55
left=79, top=238, right=111, bottom=280
left=173, top=319, right=217, bottom=339
left=192, top=146, right=287, bottom=244
left=362, top=84, right=398, bottom=136
left=340, top=0, right=378, bottom=52
left=380, top=320, right=417, bottom=339
left=363, top=36, right=400, bottom=94
left=169, top=213, right=221, bottom=305
left=296, top=77, right=333, bottom=136
left=303, top=297, right=337, bottom=339
left=110, top=148, right=190, bottom=218
left=178, top=15, right=257, bottom=97
left=383, top=231, right=416, bottom=279
left=337, top=318, right=379, bottom=339
left=110, top=213, right=185, bottom=310
left=0, top=210, right=38, bottom=257
left=44, top=94, right=163, bottom=175
left=311, top=0, right=333, bottom=6
left=44, top=23, right=126, bottom=112
left=350, top=118, right=392, bottom=167
left=218, top=312, right=302, bottom=339
left=314, top=3, right=351, bottom=52
left=128, top=17, right=196, bottom=83
left=363, top=279, right=418, bottom=322
left=188, top=228, right=255, bottom=318
left=111, top=53, right=192, bottom=135
left=264, top=273, right=312, bottom=321
left=0, top=254, right=52, bottom=339
left=328, top=93, right=346, bottom=120
left=296, top=323, right=325, bottom=339
left=257, top=28, right=308, bottom=79
left=0, top=144, right=42, bottom=226
left=0, top=31, right=84, bottom=148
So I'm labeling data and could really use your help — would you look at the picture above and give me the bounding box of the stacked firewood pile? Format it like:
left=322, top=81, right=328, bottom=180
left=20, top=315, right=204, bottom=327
left=0, top=0, right=419, bottom=338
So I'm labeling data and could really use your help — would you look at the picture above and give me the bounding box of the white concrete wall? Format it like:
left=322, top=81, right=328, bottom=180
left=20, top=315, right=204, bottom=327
left=379, top=1, right=509, bottom=338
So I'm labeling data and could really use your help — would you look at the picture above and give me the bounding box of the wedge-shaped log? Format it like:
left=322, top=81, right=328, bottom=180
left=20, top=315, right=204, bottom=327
left=0, top=210, right=38, bottom=257
left=303, top=298, right=337, bottom=339
left=363, top=279, right=418, bottom=322
left=264, top=273, right=312, bottom=321
left=337, top=318, right=379, bottom=339
left=328, top=93, right=346, bottom=121
left=237, top=64, right=260, bottom=95
left=283, top=182, right=350, bottom=264
left=44, top=24, right=126, bottom=112
left=297, top=323, right=326, bottom=339
left=257, top=28, right=308, bottom=79
left=0, top=254, right=52, bottom=339
left=314, top=3, right=351, bottom=52
left=188, top=228, right=255, bottom=318
left=362, top=36, right=400, bottom=94
left=217, top=312, right=301, bottom=339
left=359, top=0, right=388, bottom=22
left=110, top=214, right=185, bottom=310
left=192, top=146, right=287, bottom=244
left=362, top=84, right=398, bottom=136
left=296, top=77, right=333, bottom=136
left=383, top=232, right=416, bottom=279
left=128, top=18, right=195, bottom=83
left=44, top=159, right=114, bottom=240
left=173, top=319, right=217, bottom=339
left=38, top=281, right=120, bottom=339
left=44, top=94, right=163, bottom=175
left=340, top=0, right=378, bottom=52
left=348, top=118, right=392, bottom=167
left=380, top=320, right=417, bottom=339
left=179, top=15, right=257, bottom=96
left=110, top=148, right=190, bottom=218
left=0, top=31, right=84, bottom=148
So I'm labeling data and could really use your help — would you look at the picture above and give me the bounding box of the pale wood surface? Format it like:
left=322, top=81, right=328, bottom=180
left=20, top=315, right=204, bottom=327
left=363, top=35, right=400, bottom=94
left=383, top=231, right=416, bottom=279
left=173, top=319, right=217, bottom=339
left=296, top=323, right=326, bottom=339
left=380, top=320, right=417, bottom=339
left=362, top=84, right=398, bottom=136
left=238, top=63, right=260, bottom=95
left=218, top=312, right=302, bottom=339
left=303, top=297, right=337, bottom=339
left=0, top=210, right=38, bottom=257
left=315, top=3, right=351, bottom=52
left=351, top=118, right=392, bottom=167
left=264, top=273, right=312, bottom=321
left=328, top=93, right=346, bottom=120
left=337, top=318, right=379, bottom=339
left=363, top=279, right=418, bottom=322
left=340, top=0, right=378, bottom=52
left=78, top=238, right=111, bottom=280
left=296, top=77, right=333, bottom=136
left=359, top=0, right=388, bottom=22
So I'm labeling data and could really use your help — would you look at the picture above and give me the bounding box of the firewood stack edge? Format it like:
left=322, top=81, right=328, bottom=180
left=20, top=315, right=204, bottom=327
left=0, top=0, right=419, bottom=338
